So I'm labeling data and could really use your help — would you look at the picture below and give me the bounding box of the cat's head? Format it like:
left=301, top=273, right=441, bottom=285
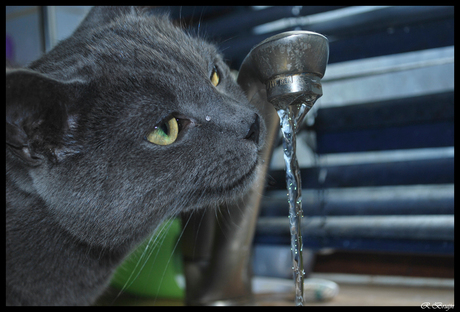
left=6, top=7, right=266, bottom=250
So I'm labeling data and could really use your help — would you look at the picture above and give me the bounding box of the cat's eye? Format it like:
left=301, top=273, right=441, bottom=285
left=210, top=66, right=220, bottom=87
left=146, top=116, right=179, bottom=145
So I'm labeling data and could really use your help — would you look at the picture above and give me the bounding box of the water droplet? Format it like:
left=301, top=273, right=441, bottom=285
left=205, top=115, right=211, bottom=121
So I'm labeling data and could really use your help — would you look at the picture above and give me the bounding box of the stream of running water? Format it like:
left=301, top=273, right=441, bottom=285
left=277, top=102, right=310, bottom=306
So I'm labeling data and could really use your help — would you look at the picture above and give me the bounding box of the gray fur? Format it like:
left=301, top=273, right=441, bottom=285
left=6, top=6, right=264, bottom=305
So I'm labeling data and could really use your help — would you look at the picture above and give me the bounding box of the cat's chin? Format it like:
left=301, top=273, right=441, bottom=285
left=225, top=160, right=259, bottom=192
left=207, top=159, right=259, bottom=201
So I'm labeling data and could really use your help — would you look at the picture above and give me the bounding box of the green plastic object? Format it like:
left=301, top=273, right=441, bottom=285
left=110, top=219, right=185, bottom=299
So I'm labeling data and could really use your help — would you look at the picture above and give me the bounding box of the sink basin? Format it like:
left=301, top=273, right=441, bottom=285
left=252, top=277, right=339, bottom=306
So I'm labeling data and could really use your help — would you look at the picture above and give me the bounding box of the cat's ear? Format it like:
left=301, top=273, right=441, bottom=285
left=6, top=69, right=78, bottom=166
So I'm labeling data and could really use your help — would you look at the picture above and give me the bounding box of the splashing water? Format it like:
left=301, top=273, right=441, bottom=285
left=277, top=103, right=310, bottom=306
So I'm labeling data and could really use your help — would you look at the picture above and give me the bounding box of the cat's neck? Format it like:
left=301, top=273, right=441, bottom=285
left=6, top=176, right=124, bottom=305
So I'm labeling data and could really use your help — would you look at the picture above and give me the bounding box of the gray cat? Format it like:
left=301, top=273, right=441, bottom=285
left=6, top=6, right=264, bottom=305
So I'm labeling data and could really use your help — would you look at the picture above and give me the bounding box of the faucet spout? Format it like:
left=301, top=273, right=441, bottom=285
left=239, top=31, right=329, bottom=111
left=181, top=31, right=329, bottom=306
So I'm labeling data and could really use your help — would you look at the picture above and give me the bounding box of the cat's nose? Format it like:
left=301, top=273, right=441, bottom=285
left=244, top=114, right=260, bottom=145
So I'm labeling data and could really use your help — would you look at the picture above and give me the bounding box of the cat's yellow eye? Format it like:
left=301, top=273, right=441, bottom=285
left=146, top=117, right=179, bottom=145
left=210, top=66, right=220, bottom=87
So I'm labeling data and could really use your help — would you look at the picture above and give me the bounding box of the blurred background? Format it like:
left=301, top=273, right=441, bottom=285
left=6, top=6, right=453, bottom=306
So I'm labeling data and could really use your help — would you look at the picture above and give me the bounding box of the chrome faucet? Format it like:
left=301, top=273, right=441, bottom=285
left=181, top=31, right=329, bottom=306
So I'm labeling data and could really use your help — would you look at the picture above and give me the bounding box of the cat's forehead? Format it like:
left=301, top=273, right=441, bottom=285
left=73, top=14, right=229, bottom=112
left=91, top=14, right=220, bottom=73
left=33, top=13, right=222, bottom=83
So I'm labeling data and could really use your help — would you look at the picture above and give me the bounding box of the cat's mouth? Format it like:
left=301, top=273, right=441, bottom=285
left=215, top=159, right=259, bottom=195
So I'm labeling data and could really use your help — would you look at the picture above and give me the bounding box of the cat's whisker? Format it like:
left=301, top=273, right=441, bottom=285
left=214, top=204, right=232, bottom=241
left=192, top=207, right=208, bottom=258
left=144, top=217, right=179, bottom=305
left=224, top=201, right=245, bottom=231
left=112, top=219, right=173, bottom=303
left=152, top=210, right=194, bottom=304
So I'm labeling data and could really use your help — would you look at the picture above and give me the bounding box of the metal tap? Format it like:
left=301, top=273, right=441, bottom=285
left=181, top=31, right=329, bottom=306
